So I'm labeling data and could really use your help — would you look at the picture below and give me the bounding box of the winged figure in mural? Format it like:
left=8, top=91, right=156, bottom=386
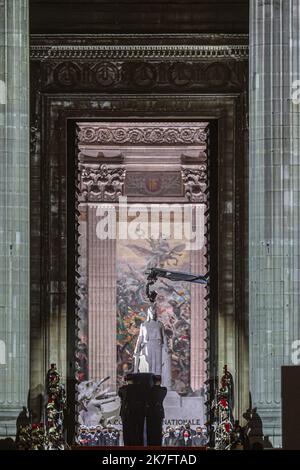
left=128, top=239, right=186, bottom=269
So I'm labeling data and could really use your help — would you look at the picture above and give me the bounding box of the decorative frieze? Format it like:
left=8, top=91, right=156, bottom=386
left=78, top=124, right=207, bottom=146
left=31, top=44, right=248, bottom=61
left=181, top=166, right=207, bottom=203
left=79, top=164, right=126, bottom=202
left=37, top=59, right=245, bottom=91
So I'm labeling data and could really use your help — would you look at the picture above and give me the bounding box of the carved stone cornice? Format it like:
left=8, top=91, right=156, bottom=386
left=30, top=44, right=248, bottom=61
left=30, top=35, right=248, bottom=92
left=78, top=124, right=208, bottom=146
left=181, top=165, right=207, bottom=203
left=31, top=33, right=249, bottom=44
left=79, top=164, right=126, bottom=202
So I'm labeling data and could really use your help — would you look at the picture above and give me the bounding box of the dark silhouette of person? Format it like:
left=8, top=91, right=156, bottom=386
left=118, top=373, right=167, bottom=446
left=145, top=384, right=167, bottom=446
left=263, top=435, right=273, bottom=449
left=0, top=438, right=16, bottom=450
left=16, top=406, right=30, bottom=444
left=231, top=419, right=245, bottom=447
left=118, top=383, right=146, bottom=446
left=243, top=407, right=264, bottom=449
left=252, top=441, right=264, bottom=450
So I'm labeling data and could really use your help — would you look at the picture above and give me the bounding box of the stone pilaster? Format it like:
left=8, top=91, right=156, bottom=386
left=87, top=204, right=117, bottom=389
left=0, top=0, right=30, bottom=436
left=249, top=0, right=300, bottom=447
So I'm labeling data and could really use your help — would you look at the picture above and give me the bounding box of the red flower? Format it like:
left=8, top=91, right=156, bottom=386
left=225, top=422, right=231, bottom=433
left=220, top=398, right=228, bottom=408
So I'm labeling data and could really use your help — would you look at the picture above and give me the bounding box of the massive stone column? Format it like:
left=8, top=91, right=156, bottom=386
left=0, top=0, right=30, bottom=436
left=249, top=0, right=300, bottom=447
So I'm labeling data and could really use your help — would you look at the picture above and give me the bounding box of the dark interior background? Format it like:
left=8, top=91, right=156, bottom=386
left=30, top=0, right=249, bottom=34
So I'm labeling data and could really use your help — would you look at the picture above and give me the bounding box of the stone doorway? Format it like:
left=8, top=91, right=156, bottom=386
left=76, top=121, right=209, bottom=430
left=29, top=33, right=248, bottom=443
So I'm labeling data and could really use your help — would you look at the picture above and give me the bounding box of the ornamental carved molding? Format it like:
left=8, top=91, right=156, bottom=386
left=79, top=164, right=126, bottom=202
left=78, top=125, right=208, bottom=146
left=30, top=44, right=248, bottom=61
left=181, top=165, right=207, bottom=203
left=35, top=60, right=246, bottom=91
left=30, top=35, right=248, bottom=92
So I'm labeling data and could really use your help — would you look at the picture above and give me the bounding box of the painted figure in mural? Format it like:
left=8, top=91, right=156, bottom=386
left=133, top=304, right=171, bottom=386
left=77, top=377, right=120, bottom=427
